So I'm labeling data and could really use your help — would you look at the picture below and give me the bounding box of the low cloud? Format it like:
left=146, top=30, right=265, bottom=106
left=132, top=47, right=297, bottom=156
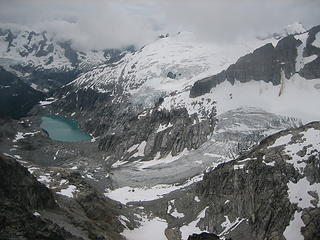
left=0, top=0, right=319, bottom=50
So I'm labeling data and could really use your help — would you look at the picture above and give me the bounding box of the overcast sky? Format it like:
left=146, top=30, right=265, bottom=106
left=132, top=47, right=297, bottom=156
left=0, top=0, right=319, bottom=50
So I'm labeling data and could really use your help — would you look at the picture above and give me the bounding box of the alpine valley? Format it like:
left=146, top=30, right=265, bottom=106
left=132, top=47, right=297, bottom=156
left=0, top=21, right=320, bottom=240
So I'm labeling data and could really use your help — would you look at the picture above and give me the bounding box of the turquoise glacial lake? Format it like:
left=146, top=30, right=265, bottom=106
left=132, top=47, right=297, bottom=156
left=40, top=114, right=92, bottom=142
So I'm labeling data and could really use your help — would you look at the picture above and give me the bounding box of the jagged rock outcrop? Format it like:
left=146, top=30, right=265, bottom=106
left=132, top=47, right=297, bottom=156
left=190, top=25, right=320, bottom=98
left=98, top=106, right=216, bottom=163
left=148, top=122, right=320, bottom=240
left=0, top=67, right=44, bottom=119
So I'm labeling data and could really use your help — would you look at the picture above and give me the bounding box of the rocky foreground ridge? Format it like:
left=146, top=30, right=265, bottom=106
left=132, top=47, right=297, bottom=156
left=0, top=153, right=137, bottom=240
left=141, top=121, right=320, bottom=240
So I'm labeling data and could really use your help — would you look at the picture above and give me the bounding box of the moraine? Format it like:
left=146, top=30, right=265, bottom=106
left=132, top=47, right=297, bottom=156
left=40, top=114, right=91, bottom=142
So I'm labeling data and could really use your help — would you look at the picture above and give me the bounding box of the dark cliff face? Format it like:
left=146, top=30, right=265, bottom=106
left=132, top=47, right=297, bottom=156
left=0, top=154, right=56, bottom=210
left=190, top=26, right=320, bottom=98
left=0, top=154, right=131, bottom=240
left=0, top=67, right=45, bottom=119
left=0, top=154, right=79, bottom=240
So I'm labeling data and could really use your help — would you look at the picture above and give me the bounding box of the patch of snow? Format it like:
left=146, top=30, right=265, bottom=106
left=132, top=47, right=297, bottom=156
left=127, top=144, right=139, bottom=153
left=303, top=55, right=317, bottom=65
left=262, top=160, right=276, bottom=167
left=268, top=134, right=293, bottom=149
left=119, top=215, right=130, bottom=228
left=86, top=173, right=95, bottom=180
left=31, top=83, right=38, bottom=90
left=27, top=167, right=40, bottom=174
left=37, top=175, right=52, bottom=186
left=180, top=207, right=208, bottom=240
left=312, top=32, right=320, bottom=48
left=39, top=98, right=57, bottom=106
left=13, top=132, right=24, bottom=142
left=194, top=196, right=200, bottom=202
left=156, top=122, right=173, bottom=133
left=138, top=111, right=148, bottom=119
left=283, top=211, right=304, bottom=240
left=122, top=216, right=167, bottom=240
left=234, top=164, right=245, bottom=170
left=287, top=177, right=320, bottom=208
left=56, top=185, right=78, bottom=198
left=33, top=212, right=41, bottom=217
left=60, top=179, right=68, bottom=185
left=219, top=216, right=246, bottom=236
left=283, top=128, right=320, bottom=173
left=13, top=154, right=22, bottom=159
left=167, top=200, right=184, bottom=218
left=132, top=141, right=146, bottom=158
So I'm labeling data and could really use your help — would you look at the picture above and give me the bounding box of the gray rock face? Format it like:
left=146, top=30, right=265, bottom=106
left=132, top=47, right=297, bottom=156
left=0, top=153, right=134, bottom=240
left=98, top=106, right=216, bottom=164
left=0, top=154, right=56, bottom=210
left=190, top=26, right=320, bottom=98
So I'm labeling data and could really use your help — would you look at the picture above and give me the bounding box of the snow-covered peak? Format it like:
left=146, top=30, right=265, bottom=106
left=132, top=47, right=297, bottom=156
left=0, top=25, right=132, bottom=78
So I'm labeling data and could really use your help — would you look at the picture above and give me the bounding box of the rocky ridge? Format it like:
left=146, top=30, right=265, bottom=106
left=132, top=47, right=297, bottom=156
left=0, top=152, right=138, bottom=240
left=143, top=121, right=320, bottom=240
